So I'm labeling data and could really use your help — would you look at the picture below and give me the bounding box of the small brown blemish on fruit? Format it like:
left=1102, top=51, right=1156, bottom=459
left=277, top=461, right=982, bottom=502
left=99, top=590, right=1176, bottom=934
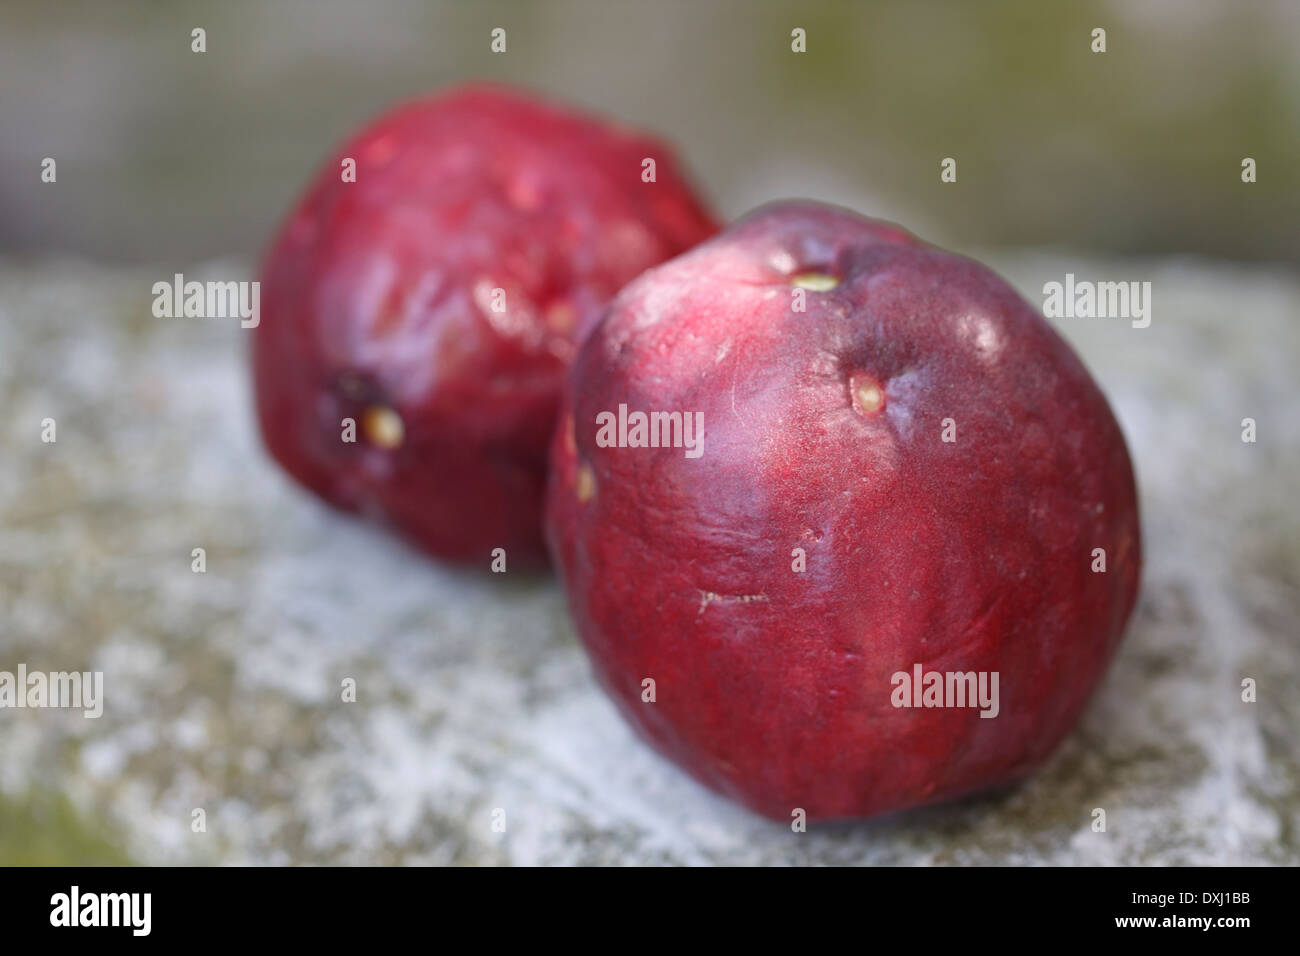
left=575, top=464, right=596, bottom=503
left=850, top=372, right=885, bottom=415
left=790, top=272, right=839, bottom=291
left=362, top=405, right=405, bottom=449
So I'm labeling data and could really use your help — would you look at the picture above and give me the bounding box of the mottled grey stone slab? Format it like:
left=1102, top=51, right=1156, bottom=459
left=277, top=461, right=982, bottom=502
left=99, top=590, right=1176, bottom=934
left=1, top=255, right=1296, bottom=864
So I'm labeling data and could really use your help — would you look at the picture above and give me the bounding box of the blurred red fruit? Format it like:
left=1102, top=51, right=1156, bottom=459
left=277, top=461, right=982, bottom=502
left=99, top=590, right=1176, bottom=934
left=253, top=85, right=717, bottom=567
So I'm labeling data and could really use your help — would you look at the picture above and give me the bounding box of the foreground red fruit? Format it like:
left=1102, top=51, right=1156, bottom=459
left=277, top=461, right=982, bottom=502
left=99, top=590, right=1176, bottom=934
left=253, top=85, right=717, bottom=566
left=546, top=201, right=1141, bottom=821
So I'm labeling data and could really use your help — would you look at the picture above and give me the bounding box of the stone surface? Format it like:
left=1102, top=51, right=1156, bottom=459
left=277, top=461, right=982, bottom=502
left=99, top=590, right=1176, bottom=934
left=1, top=254, right=1297, bottom=864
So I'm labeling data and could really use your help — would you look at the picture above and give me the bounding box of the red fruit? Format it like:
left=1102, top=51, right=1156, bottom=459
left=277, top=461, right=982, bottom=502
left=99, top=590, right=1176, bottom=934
left=253, top=85, right=717, bottom=567
left=546, top=201, right=1141, bottom=821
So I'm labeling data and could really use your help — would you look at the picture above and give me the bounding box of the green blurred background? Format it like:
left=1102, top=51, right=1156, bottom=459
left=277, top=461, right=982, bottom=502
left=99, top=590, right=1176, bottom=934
left=2, top=0, right=1297, bottom=268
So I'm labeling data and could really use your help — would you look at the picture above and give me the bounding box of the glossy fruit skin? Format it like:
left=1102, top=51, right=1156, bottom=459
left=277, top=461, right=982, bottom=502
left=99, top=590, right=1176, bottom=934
left=546, top=201, right=1141, bottom=821
left=253, top=85, right=718, bottom=567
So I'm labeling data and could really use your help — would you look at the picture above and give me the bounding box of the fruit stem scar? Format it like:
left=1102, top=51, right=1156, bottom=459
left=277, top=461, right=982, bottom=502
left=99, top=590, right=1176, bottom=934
left=575, top=464, right=596, bottom=502
left=849, top=372, right=885, bottom=415
left=696, top=589, right=769, bottom=615
left=362, top=405, right=405, bottom=449
left=790, top=272, right=839, bottom=291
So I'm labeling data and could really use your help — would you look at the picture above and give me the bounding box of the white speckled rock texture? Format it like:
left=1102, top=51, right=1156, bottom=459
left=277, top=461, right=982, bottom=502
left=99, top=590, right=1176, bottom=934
left=1, top=254, right=1296, bottom=864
